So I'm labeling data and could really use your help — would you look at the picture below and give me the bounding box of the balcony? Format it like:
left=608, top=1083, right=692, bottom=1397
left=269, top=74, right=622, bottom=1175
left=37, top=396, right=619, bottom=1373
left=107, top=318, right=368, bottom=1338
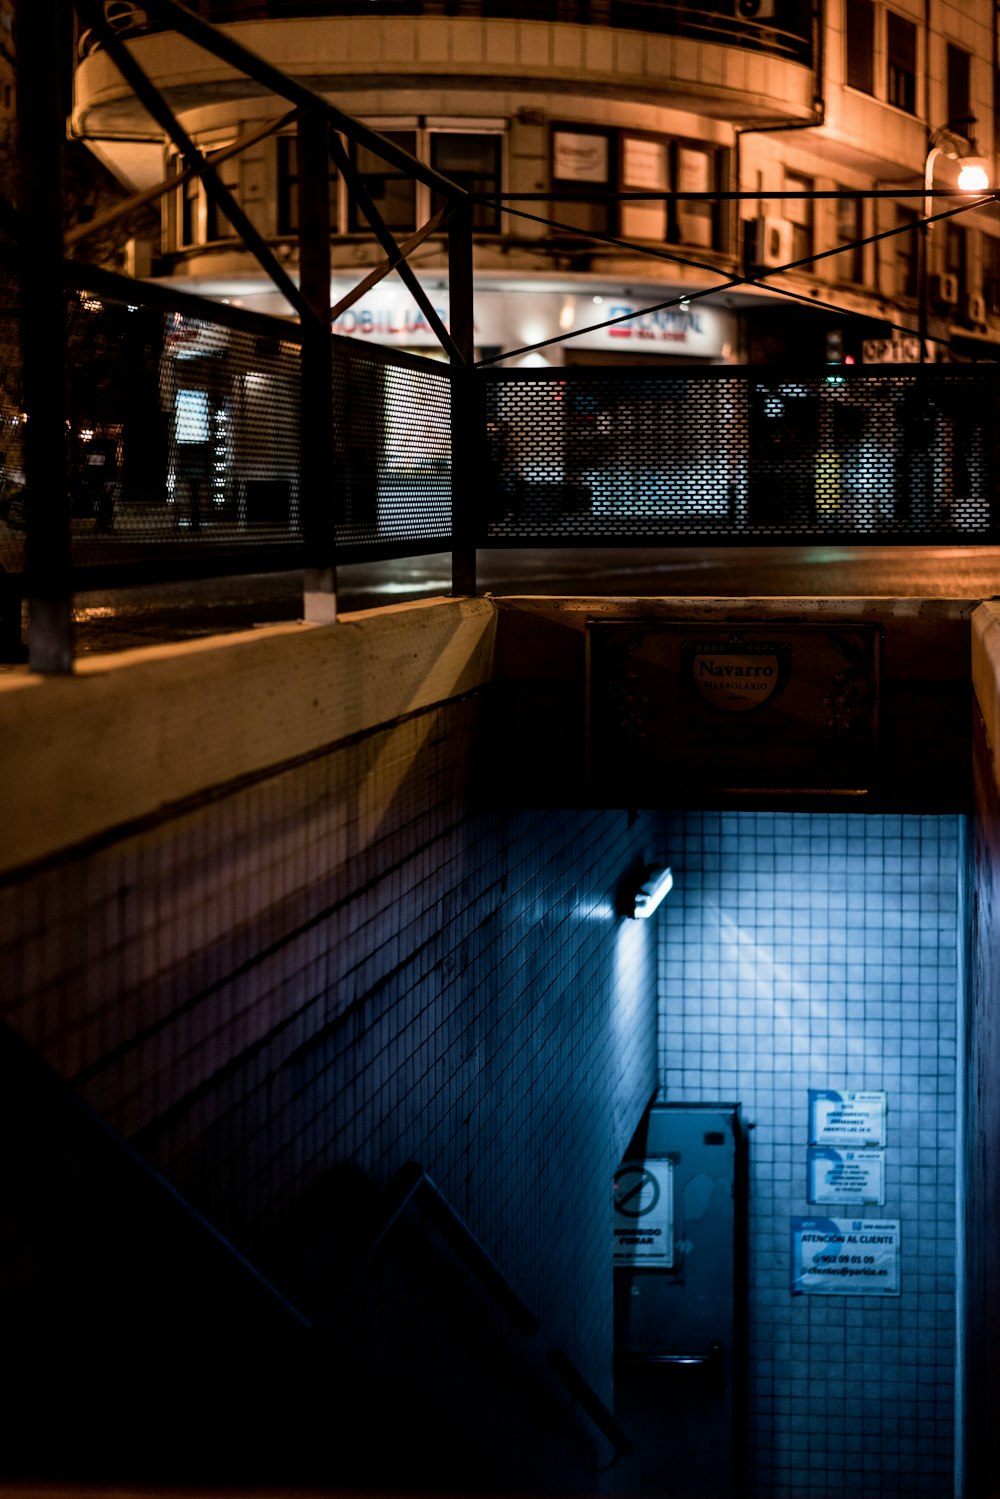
left=87, top=0, right=813, bottom=66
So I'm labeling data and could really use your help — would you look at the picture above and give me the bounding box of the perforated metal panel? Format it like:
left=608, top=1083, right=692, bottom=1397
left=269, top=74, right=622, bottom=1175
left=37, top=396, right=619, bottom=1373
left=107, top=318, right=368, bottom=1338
left=1, top=267, right=454, bottom=582
left=480, top=366, right=999, bottom=544
left=331, top=339, right=452, bottom=549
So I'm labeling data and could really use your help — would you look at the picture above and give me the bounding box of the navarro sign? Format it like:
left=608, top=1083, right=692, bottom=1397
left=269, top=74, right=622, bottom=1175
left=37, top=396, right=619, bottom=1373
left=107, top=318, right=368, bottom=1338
left=586, top=620, right=879, bottom=796
left=682, top=634, right=791, bottom=712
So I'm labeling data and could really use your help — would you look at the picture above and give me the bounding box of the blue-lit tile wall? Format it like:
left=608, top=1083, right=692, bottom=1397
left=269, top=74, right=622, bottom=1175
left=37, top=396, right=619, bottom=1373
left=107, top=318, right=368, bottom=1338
left=0, top=694, right=660, bottom=1489
left=658, top=812, right=961, bottom=1499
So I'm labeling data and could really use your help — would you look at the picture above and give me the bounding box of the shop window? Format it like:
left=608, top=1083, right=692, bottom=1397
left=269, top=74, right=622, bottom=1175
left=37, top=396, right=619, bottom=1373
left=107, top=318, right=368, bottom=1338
left=430, top=133, right=502, bottom=231
left=845, top=0, right=874, bottom=93
left=836, top=192, right=864, bottom=283
left=896, top=205, right=919, bottom=298
left=551, top=126, right=613, bottom=238
left=784, top=171, right=815, bottom=265
left=348, top=130, right=418, bottom=233
left=887, top=11, right=917, bottom=113
left=982, top=233, right=1000, bottom=315
left=277, top=134, right=339, bottom=236
left=946, top=43, right=972, bottom=135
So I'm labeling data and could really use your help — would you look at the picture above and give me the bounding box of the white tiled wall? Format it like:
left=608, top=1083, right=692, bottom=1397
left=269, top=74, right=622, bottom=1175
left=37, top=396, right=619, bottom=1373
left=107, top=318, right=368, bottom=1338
left=658, top=812, right=961, bottom=1499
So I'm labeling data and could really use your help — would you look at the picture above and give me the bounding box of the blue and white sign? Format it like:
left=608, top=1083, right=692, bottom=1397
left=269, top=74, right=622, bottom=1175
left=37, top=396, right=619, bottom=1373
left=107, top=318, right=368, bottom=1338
left=808, top=1147, right=885, bottom=1205
left=791, top=1218, right=900, bottom=1296
left=809, top=1089, right=887, bottom=1147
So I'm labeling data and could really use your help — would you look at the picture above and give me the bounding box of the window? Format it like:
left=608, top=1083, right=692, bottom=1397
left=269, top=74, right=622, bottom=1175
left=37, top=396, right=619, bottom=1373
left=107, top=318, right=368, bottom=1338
left=982, top=234, right=1000, bottom=315
left=430, top=133, right=502, bottom=231
left=896, top=206, right=919, bottom=298
left=176, top=157, right=199, bottom=248
left=845, top=0, right=874, bottom=93
left=836, top=192, right=864, bottom=283
left=551, top=126, right=726, bottom=251
left=675, top=144, right=719, bottom=249
left=204, top=151, right=239, bottom=243
left=946, top=44, right=971, bottom=136
left=784, top=171, right=815, bottom=265
left=551, top=126, right=613, bottom=238
left=349, top=131, right=418, bottom=233
left=945, top=223, right=967, bottom=304
left=620, top=134, right=668, bottom=242
left=171, top=147, right=239, bottom=246
left=276, top=135, right=339, bottom=236
left=887, top=11, right=917, bottom=113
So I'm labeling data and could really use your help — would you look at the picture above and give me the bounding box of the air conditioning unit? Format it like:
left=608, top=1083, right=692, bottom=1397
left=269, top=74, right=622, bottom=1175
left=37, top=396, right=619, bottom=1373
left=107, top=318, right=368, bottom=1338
left=932, top=272, right=959, bottom=307
left=745, top=216, right=794, bottom=269
left=967, top=292, right=987, bottom=325
left=104, top=1, right=148, bottom=31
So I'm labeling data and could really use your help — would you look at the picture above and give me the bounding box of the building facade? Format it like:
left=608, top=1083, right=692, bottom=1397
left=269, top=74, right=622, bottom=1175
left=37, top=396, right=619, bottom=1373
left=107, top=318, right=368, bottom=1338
left=71, top=0, right=1000, bottom=366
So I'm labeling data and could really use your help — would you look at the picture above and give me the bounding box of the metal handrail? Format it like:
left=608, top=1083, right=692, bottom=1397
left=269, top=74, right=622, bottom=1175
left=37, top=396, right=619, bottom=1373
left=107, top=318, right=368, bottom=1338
left=359, top=1161, right=633, bottom=1459
left=0, top=1018, right=313, bottom=1331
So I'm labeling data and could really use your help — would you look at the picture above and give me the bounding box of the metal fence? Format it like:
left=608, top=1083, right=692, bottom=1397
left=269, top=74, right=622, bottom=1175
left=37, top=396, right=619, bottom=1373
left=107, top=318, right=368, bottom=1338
left=479, top=364, right=999, bottom=546
left=0, top=263, right=455, bottom=585
left=3, top=263, right=1000, bottom=599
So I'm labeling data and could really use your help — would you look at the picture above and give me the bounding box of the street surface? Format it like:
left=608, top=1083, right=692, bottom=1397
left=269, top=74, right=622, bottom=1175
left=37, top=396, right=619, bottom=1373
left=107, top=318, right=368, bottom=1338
left=3, top=545, right=999, bottom=666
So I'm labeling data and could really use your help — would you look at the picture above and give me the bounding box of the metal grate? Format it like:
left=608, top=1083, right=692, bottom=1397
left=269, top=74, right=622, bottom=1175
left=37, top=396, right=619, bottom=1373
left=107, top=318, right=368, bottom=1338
left=480, top=365, right=999, bottom=544
left=331, top=339, right=452, bottom=551
left=64, top=288, right=302, bottom=563
left=0, top=264, right=454, bottom=583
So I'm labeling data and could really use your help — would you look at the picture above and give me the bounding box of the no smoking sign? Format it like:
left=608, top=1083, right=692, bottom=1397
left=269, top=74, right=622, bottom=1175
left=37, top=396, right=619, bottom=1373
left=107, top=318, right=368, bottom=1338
left=613, top=1158, right=674, bottom=1266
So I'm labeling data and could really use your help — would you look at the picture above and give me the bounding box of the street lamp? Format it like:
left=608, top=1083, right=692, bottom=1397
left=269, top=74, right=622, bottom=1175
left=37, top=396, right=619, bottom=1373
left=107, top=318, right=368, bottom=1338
left=919, top=123, right=992, bottom=362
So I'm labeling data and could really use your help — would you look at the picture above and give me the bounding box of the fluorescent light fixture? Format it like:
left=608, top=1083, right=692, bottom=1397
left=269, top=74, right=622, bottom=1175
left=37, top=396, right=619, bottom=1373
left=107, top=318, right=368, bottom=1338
left=630, top=865, right=674, bottom=919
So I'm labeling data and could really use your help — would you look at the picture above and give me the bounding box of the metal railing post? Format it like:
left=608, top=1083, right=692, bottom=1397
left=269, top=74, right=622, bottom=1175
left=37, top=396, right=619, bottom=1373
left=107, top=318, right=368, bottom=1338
left=17, top=0, right=73, bottom=672
left=448, top=200, right=478, bottom=596
left=297, top=108, right=338, bottom=622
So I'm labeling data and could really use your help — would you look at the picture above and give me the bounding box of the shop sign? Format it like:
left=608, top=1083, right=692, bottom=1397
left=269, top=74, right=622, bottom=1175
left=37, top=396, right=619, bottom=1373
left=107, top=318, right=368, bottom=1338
left=683, top=634, right=791, bottom=713
left=553, top=130, right=609, bottom=183
left=613, top=1158, right=674, bottom=1267
left=809, top=1089, right=887, bottom=1147
left=862, top=336, right=921, bottom=364
left=791, top=1218, right=900, bottom=1296
left=586, top=301, right=727, bottom=354
left=586, top=621, right=880, bottom=796
left=327, top=283, right=735, bottom=360
left=808, top=1147, right=885, bottom=1205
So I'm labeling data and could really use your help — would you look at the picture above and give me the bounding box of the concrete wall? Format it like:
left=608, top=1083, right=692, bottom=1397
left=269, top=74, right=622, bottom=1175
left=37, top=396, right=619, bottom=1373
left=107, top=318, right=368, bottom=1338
left=0, top=598, right=659, bottom=1491
left=966, top=602, right=1000, bottom=1499
left=658, top=811, right=962, bottom=1499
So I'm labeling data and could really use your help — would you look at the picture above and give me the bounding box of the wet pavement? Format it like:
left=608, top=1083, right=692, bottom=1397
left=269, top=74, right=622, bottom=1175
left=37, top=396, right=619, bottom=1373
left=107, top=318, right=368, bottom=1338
left=2, top=544, right=999, bottom=668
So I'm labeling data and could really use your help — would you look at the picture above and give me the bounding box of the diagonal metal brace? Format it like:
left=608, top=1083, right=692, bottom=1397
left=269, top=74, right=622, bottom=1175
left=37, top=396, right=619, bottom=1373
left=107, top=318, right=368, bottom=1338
left=65, top=109, right=301, bottom=251
left=326, top=127, right=463, bottom=363
left=150, top=0, right=467, bottom=200
left=329, top=207, right=448, bottom=323
left=75, top=0, right=317, bottom=326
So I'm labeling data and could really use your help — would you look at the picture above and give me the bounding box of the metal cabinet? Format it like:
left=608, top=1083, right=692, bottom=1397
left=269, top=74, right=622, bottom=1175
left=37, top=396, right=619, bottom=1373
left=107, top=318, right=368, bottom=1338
left=613, top=1103, right=748, bottom=1498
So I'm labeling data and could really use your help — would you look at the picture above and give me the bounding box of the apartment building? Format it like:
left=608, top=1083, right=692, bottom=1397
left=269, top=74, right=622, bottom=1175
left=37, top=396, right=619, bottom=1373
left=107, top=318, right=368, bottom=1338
left=71, top=1, right=1000, bottom=364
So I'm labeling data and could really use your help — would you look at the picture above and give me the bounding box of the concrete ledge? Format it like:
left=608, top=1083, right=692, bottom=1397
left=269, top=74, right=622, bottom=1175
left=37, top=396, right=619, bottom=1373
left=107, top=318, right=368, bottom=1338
left=0, top=596, right=496, bottom=878
left=972, top=601, right=1000, bottom=794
